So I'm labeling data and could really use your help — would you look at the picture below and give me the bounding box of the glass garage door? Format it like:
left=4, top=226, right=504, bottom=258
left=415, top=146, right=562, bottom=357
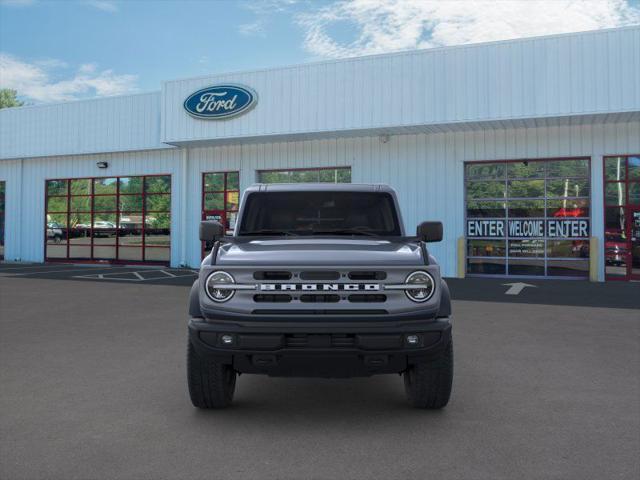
left=45, top=175, right=171, bottom=264
left=257, top=167, right=351, bottom=184
left=465, top=158, right=591, bottom=278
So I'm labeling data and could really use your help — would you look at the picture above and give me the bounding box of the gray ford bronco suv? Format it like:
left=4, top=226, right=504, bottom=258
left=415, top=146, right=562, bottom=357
left=188, top=183, right=453, bottom=408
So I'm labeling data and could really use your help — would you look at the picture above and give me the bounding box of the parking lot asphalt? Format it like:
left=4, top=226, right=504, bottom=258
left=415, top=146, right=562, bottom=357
left=0, top=273, right=639, bottom=480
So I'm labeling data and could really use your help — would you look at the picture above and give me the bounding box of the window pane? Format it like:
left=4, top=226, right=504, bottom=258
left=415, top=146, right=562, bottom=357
left=93, top=213, right=117, bottom=227
left=508, top=200, right=545, bottom=218
left=118, top=227, right=143, bottom=247
left=145, top=230, right=171, bottom=247
left=605, top=183, right=625, bottom=206
left=508, top=240, right=545, bottom=257
left=68, top=245, right=91, bottom=259
left=145, top=176, right=171, bottom=193
left=466, top=181, right=505, bottom=199
left=547, top=260, right=589, bottom=277
left=259, top=168, right=351, bottom=184
left=465, top=163, right=505, bottom=180
left=226, top=191, right=239, bottom=211
left=46, top=214, right=67, bottom=228
left=547, top=199, right=589, bottom=218
left=507, top=161, right=545, bottom=179
left=70, top=179, right=91, bottom=195
left=69, top=218, right=91, bottom=243
left=145, top=247, right=170, bottom=262
left=145, top=213, right=171, bottom=229
left=629, top=156, right=640, bottom=180
left=47, top=196, right=68, bottom=213
left=119, top=214, right=144, bottom=231
left=467, top=258, right=506, bottom=275
left=94, top=178, right=117, bottom=194
left=547, top=240, right=589, bottom=258
left=204, top=193, right=224, bottom=210
left=507, top=259, right=544, bottom=276
left=92, top=230, right=116, bottom=245
left=94, top=195, right=117, bottom=212
left=546, top=179, right=590, bottom=198
left=227, top=172, right=240, bottom=190
left=47, top=180, right=67, bottom=196
left=46, top=243, right=68, bottom=258
left=46, top=224, right=66, bottom=244
left=145, top=194, right=171, bottom=212
left=604, top=157, right=626, bottom=181
left=70, top=196, right=91, bottom=212
left=204, top=173, right=225, bottom=191
left=547, top=159, right=589, bottom=178
left=119, top=177, right=143, bottom=194
left=119, top=195, right=143, bottom=212
left=466, top=201, right=506, bottom=218
left=118, top=247, right=143, bottom=261
left=604, top=207, right=626, bottom=238
left=507, top=180, right=544, bottom=198
left=93, top=245, right=116, bottom=260
left=467, top=240, right=506, bottom=257
left=630, top=183, right=640, bottom=205
left=336, top=168, right=351, bottom=183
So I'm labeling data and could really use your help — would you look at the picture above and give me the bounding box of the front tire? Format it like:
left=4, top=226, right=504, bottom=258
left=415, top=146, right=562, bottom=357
left=403, top=341, right=453, bottom=409
left=187, top=340, right=236, bottom=408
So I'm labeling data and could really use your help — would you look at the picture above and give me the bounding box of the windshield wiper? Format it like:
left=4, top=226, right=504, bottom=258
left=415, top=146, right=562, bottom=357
left=312, top=227, right=380, bottom=237
left=241, top=229, right=299, bottom=236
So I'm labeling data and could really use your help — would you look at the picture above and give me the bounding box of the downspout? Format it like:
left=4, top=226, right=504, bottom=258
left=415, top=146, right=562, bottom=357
left=180, top=148, right=188, bottom=267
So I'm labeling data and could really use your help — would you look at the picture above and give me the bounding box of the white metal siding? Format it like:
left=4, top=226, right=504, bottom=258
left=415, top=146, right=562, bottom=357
left=181, top=120, right=640, bottom=279
left=0, top=92, right=168, bottom=160
left=0, top=149, right=183, bottom=264
left=1, top=121, right=638, bottom=279
left=163, top=27, right=640, bottom=144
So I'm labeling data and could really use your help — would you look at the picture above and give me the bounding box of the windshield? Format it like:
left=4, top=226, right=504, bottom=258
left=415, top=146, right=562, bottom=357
left=238, top=191, right=401, bottom=236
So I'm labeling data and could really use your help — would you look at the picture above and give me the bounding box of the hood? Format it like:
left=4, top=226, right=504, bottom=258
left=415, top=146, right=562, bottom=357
left=215, top=238, right=424, bottom=266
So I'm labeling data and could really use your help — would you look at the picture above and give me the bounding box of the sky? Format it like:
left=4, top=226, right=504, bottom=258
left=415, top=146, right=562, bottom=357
left=1, top=0, right=639, bottom=104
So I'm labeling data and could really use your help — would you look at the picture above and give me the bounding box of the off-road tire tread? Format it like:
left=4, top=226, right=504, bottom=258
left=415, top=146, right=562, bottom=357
left=187, top=341, right=236, bottom=408
left=404, top=341, right=453, bottom=409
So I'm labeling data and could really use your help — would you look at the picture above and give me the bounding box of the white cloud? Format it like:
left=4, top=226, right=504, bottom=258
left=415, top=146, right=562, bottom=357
left=238, top=19, right=267, bottom=36
left=83, top=0, right=118, bottom=13
left=297, top=0, right=640, bottom=58
left=0, top=53, right=138, bottom=103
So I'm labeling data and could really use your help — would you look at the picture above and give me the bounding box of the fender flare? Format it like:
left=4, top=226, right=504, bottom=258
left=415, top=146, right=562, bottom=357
left=437, top=279, right=451, bottom=318
left=188, top=279, right=203, bottom=318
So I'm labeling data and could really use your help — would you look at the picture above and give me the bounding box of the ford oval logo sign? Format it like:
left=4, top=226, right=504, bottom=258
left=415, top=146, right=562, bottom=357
left=183, top=84, right=257, bottom=119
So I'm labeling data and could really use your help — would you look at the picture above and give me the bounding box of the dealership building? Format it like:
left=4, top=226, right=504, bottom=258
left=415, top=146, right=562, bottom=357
left=1, top=26, right=639, bottom=281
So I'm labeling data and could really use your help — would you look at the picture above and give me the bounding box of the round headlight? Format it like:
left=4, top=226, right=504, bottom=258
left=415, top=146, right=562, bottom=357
left=205, top=271, right=235, bottom=302
left=405, top=271, right=435, bottom=302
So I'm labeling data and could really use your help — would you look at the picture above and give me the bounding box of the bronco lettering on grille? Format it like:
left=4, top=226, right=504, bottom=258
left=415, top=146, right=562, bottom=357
left=260, top=284, right=380, bottom=291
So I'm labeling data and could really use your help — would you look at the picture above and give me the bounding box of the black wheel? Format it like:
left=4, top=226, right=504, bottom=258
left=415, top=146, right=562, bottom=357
left=54, top=235, right=62, bottom=244
left=187, top=340, right=236, bottom=408
left=403, top=341, right=453, bottom=409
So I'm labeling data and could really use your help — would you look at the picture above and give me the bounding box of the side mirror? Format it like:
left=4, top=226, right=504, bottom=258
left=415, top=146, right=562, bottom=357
left=199, top=220, right=225, bottom=242
left=417, top=221, right=443, bottom=242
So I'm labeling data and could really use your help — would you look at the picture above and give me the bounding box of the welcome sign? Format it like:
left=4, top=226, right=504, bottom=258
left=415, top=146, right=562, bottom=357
left=184, top=84, right=257, bottom=119
left=467, top=219, right=590, bottom=238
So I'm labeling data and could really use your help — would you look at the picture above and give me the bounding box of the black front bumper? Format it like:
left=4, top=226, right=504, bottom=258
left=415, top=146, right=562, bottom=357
left=188, top=317, right=452, bottom=378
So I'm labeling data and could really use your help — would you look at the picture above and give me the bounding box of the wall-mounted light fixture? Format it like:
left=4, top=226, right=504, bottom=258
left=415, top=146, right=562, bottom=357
left=96, top=161, right=108, bottom=169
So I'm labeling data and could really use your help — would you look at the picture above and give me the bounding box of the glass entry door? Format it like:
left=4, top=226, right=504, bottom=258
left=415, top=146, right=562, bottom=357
left=604, top=155, right=640, bottom=281
left=631, top=208, right=640, bottom=280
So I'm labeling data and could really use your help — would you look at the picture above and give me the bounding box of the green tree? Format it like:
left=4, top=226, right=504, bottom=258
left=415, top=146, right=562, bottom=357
left=0, top=89, right=24, bottom=109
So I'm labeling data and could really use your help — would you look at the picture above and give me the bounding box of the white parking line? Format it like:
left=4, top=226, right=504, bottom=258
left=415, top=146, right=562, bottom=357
left=71, top=269, right=197, bottom=282
left=0, top=267, right=129, bottom=277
